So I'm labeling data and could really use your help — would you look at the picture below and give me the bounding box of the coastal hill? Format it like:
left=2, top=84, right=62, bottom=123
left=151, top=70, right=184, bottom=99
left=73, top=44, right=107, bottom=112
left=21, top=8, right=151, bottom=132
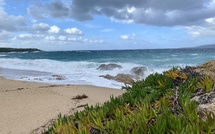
left=0, top=48, right=41, bottom=53
left=196, top=44, right=215, bottom=48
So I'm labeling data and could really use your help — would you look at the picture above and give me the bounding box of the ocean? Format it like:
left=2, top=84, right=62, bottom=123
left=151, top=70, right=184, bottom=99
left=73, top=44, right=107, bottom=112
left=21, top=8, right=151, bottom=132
left=0, top=48, right=215, bottom=88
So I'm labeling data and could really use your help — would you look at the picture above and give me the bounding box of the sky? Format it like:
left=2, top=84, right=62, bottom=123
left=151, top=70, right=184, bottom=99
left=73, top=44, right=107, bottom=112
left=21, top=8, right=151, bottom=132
left=0, top=0, right=215, bottom=51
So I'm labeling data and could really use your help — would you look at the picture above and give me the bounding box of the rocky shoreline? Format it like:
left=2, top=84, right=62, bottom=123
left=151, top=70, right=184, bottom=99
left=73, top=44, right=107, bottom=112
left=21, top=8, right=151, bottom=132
left=97, top=63, right=149, bottom=84
left=191, top=60, right=215, bottom=115
left=39, top=63, right=150, bottom=85
left=193, top=60, right=215, bottom=81
left=98, top=61, right=215, bottom=115
left=39, top=61, right=215, bottom=89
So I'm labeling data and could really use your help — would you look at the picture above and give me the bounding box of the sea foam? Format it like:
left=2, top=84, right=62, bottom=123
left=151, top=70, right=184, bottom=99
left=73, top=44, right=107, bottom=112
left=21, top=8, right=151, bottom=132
left=0, top=48, right=214, bottom=88
left=0, top=58, right=154, bottom=88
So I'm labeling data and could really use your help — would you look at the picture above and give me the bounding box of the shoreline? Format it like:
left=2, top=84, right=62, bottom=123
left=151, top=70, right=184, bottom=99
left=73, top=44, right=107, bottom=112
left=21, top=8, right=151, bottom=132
left=0, top=76, right=125, bottom=134
left=0, top=67, right=125, bottom=89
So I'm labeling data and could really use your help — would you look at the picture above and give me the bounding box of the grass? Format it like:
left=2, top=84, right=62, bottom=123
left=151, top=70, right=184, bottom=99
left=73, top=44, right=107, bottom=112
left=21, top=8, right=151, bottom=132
left=43, top=67, right=215, bottom=134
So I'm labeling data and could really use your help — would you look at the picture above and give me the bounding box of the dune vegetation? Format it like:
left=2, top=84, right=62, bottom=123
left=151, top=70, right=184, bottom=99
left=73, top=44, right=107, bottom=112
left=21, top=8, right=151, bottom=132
left=43, top=67, right=215, bottom=134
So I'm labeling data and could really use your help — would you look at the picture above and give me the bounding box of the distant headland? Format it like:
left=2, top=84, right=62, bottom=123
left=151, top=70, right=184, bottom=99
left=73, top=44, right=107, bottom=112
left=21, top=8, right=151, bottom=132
left=196, top=44, right=215, bottom=48
left=0, top=48, right=42, bottom=53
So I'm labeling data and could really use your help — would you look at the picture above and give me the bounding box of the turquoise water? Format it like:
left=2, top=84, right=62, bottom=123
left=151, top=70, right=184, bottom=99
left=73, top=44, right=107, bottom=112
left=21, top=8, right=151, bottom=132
left=0, top=48, right=214, bottom=88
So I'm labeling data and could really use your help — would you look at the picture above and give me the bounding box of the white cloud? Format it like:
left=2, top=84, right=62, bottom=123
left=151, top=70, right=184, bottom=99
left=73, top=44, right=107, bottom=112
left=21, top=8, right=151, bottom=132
left=48, top=26, right=60, bottom=34
left=27, top=5, right=46, bottom=19
left=185, top=15, right=215, bottom=38
left=101, top=29, right=113, bottom=32
left=58, top=35, right=66, bottom=41
left=83, top=38, right=102, bottom=43
left=120, top=33, right=135, bottom=40
left=18, top=34, right=33, bottom=38
left=64, top=27, right=83, bottom=35
left=67, top=36, right=103, bottom=43
left=26, top=0, right=215, bottom=27
left=110, top=17, right=134, bottom=24
left=68, top=37, right=78, bottom=41
left=120, top=35, right=129, bottom=40
left=68, top=0, right=215, bottom=26
left=31, top=19, right=37, bottom=23
left=0, top=9, right=26, bottom=32
left=0, top=30, right=11, bottom=41
left=207, top=0, right=215, bottom=8
left=185, top=25, right=215, bottom=37
left=33, top=23, right=50, bottom=31
left=205, top=17, right=215, bottom=24
left=46, top=1, right=69, bottom=18
left=15, top=34, right=44, bottom=40
left=127, top=7, right=136, bottom=14
left=0, top=1, right=26, bottom=33
left=45, top=36, right=55, bottom=41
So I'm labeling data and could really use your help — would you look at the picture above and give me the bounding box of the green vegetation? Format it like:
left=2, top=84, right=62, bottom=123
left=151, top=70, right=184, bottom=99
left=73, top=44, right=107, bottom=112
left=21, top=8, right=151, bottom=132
left=43, top=67, right=215, bottom=134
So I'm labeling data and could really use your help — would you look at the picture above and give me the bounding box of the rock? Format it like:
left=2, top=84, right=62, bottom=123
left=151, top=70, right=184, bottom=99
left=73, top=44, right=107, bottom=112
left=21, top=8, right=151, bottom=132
left=34, top=78, right=43, bottom=81
left=51, top=75, right=65, bottom=80
left=191, top=60, right=215, bottom=115
left=193, top=60, right=215, bottom=81
left=130, top=66, right=147, bottom=79
left=99, top=74, right=114, bottom=80
left=114, top=74, right=134, bottom=84
left=198, top=99, right=215, bottom=114
left=97, top=63, right=122, bottom=70
left=100, top=74, right=134, bottom=85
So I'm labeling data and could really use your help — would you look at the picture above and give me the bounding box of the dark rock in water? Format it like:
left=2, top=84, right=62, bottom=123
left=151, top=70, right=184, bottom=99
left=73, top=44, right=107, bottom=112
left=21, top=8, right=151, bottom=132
left=99, top=74, right=114, bottom=80
left=100, top=74, right=134, bottom=84
left=97, top=63, right=122, bottom=70
left=34, top=78, right=43, bottom=81
left=130, top=66, right=147, bottom=79
left=51, top=75, right=65, bottom=80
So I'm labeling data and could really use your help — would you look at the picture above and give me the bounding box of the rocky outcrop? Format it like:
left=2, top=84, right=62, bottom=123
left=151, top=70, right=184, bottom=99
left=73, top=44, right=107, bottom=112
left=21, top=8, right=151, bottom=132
left=193, top=60, right=215, bottom=81
left=51, top=75, right=65, bottom=80
left=191, top=60, right=215, bottom=115
left=97, top=64, right=122, bottom=70
left=130, top=66, right=147, bottom=79
left=98, top=66, right=148, bottom=84
left=99, top=74, right=114, bottom=80
left=100, top=74, right=134, bottom=84
left=114, top=74, right=134, bottom=84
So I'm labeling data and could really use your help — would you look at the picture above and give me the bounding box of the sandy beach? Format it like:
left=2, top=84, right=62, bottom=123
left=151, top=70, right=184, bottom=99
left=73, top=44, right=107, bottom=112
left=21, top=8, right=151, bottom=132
left=0, top=76, right=125, bottom=134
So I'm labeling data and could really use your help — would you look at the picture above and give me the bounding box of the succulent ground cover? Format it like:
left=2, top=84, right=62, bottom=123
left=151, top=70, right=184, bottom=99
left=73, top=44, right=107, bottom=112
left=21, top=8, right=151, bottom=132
left=43, top=67, right=215, bottom=134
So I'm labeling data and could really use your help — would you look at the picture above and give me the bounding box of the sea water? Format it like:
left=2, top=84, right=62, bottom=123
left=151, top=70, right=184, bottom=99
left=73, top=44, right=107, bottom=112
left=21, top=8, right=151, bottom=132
left=0, top=48, right=215, bottom=88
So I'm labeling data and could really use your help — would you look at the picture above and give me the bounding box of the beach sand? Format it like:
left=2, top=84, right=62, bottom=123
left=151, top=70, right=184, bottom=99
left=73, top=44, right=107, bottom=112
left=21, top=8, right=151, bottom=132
left=0, top=77, right=125, bottom=134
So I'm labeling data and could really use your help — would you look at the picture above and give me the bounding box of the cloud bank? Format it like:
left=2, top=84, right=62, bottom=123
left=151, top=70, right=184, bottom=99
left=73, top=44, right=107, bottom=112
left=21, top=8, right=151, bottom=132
left=28, top=0, right=215, bottom=27
left=0, top=9, right=25, bottom=32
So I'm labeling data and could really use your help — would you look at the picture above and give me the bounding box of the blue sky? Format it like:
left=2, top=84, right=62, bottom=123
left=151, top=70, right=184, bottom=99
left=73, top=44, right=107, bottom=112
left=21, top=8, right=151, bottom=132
left=0, top=0, right=215, bottom=50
